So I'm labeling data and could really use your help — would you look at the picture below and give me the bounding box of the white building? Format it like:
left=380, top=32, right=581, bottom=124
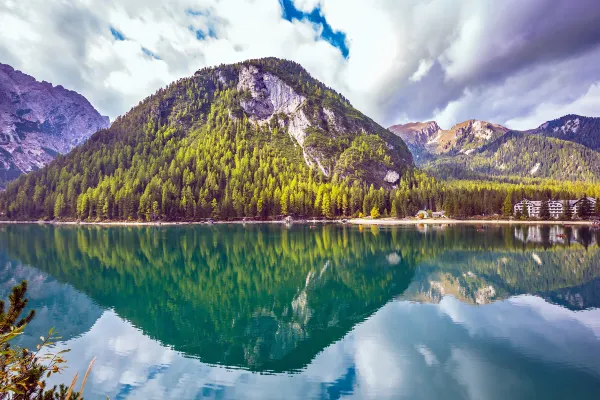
left=573, top=197, right=597, bottom=217
left=514, top=197, right=597, bottom=219
left=513, top=199, right=541, bottom=218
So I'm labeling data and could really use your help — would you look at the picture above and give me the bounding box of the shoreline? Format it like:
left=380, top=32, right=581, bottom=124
left=0, top=218, right=596, bottom=226
left=346, top=218, right=596, bottom=226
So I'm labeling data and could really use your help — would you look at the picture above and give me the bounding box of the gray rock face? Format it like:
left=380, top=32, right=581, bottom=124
left=238, top=65, right=319, bottom=165
left=237, top=65, right=311, bottom=148
left=0, top=63, right=109, bottom=187
left=234, top=61, right=413, bottom=185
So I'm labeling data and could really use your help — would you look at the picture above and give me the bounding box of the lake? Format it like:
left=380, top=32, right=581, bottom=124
left=1, top=223, right=600, bottom=399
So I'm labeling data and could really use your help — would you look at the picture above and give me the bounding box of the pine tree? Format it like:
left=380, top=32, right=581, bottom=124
left=522, top=202, right=530, bottom=220
left=0, top=281, right=86, bottom=399
left=578, top=196, right=592, bottom=220
left=53, top=194, right=65, bottom=219
left=390, top=200, right=398, bottom=218
left=321, top=193, right=332, bottom=218
left=539, top=199, right=550, bottom=220
left=562, top=200, right=572, bottom=220
left=502, top=194, right=513, bottom=217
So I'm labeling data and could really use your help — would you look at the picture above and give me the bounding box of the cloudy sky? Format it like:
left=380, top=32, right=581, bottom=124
left=2, top=0, right=600, bottom=130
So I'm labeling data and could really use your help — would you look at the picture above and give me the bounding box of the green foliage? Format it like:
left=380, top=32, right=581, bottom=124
left=562, top=200, right=572, bottom=221
left=0, top=281, right=83, bottom=399
left=502, top=193, right=513, bottom=217
left=0, top=58, right=412, bottom=221
left=537, top=114, right=600, bottom=151
left=578, top=196, right=593, bottom=220
left=370, top=206, right=380, bottom=219
left=1, top=58, right=600, bottom=222
left=424, top=131, right=600, bottom=182
left=539, top=199, right=550, bottom=220
left=522, top=203, right=530, bottom=220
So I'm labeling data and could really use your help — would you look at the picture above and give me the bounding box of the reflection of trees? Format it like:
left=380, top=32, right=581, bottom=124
left=0, top=224, right=599, bottom=371
left=579, top=227, right=593, bottom=249
left=0, top=224, right=421, bottom=372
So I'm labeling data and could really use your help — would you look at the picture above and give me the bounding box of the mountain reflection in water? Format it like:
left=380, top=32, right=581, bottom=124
left=0, top=224, right=599, bottom=399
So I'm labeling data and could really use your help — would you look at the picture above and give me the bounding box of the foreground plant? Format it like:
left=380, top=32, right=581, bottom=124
left=0, top=281, right=93, bottom=399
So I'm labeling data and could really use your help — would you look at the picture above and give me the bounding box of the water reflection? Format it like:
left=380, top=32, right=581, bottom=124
left=0, top=224, right=599, bottom=399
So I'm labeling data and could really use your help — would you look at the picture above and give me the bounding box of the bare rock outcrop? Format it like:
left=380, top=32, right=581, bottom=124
left=0, top=63, right=109, bottom=186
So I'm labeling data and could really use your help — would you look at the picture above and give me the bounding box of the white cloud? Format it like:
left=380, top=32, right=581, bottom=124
left=36, top=291, right=600, bottom=399
left=291, top=0, right=322, bottom=13
left=505, top=81, right=600, bottom=130
left=1, top=0, right=599, bottom=128
left=410, top=59, right=434, bottom=82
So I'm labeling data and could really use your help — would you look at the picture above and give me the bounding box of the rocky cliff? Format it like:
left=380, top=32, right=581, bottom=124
left=389, top=119, right=508, bottom=164
left=233, top=62, right=412, bottom=181
left=388, top=121, right=441, bottom=162
left=0, top=63, right=109, bottom=187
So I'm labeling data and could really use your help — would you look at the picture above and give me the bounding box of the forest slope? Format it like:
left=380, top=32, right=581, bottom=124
left=0, top=58, right=413, bottom=220
left=423, top=131, right=600, bottom=182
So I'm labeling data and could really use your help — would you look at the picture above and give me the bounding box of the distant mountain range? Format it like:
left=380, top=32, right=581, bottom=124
left=389, top=114, right=600, bottom=181
left=0, top=63, right=109, bottom=187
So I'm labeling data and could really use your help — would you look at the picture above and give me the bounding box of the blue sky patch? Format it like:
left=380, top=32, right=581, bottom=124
left=188, top=25, right=216, bottom=41
left=142, top=47, right=161, bottom=60
left=279, top=0, right=349, bottom=58
left=185, top=9, right=207, bottom=17
left=110, top=27, right=126, bottom=41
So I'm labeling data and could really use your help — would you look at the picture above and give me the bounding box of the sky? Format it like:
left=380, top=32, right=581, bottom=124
left=1, top=0, right=600, bottom=130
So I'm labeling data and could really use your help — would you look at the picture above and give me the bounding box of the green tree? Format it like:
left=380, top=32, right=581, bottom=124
left=502, top=194, right=513, bottom=217
left=370, top=206, right=380, bottom=219
left=53, top=194, right=65, bottom=219
left=562, top=200, right=572, bottom=221
left=211, top=198, right=219, bottom=219
left=390, top=200, right=398, bottom=218
left=0, top=281, right=88, bottom=399
left=321, top=193, right=332, bottom=218
left=578, top=196, right=592, bottom=220
left=539, top=200, right=550, bottom=220
left=522, top=202, right=530, bottom=220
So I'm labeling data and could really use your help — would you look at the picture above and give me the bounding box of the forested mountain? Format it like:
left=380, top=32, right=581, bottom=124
left=0, top=57, right=414, bottom=220
left=0, top=63, right=109, bottom=188
left=390, top=119, right=508, bottom=164
left=529, top=114, right=600, bottom=151
left=391, top=114, right=600, bottom=182
left=2, top=57, right=600, bottom=222
left=424, top=131, right=600, bottom=182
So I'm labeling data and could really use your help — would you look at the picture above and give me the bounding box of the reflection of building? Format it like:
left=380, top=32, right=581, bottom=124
left=514, top=226, right=597, bottom=246
left=514, top=198, right=597, bottom=219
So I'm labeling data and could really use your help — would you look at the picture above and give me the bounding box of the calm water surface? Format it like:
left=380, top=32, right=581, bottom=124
left=1, top=224, right=600, bottom=399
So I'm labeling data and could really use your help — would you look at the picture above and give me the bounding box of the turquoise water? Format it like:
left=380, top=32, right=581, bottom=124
left=0, top=223, right=599, bottom=399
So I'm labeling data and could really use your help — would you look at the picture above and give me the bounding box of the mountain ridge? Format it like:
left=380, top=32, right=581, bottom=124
left=390, top=114, right=600, bottom=181
left=0, top=63, right=109, bottom=187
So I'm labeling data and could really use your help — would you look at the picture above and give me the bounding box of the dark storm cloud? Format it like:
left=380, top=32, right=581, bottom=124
left=379, top=0, right=600, bottom=128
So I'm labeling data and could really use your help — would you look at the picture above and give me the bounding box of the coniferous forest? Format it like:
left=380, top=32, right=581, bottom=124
left=1, top=57, right=600, bottom=222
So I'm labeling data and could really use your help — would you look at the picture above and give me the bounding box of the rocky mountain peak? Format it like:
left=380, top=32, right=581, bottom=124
left=531, top=114, right=600, bottom=151
left=0, top=63, right=109, bottom=187
left=388, top=121, right=441, bottom=145
left=232, top=59, right=412, bottom=182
